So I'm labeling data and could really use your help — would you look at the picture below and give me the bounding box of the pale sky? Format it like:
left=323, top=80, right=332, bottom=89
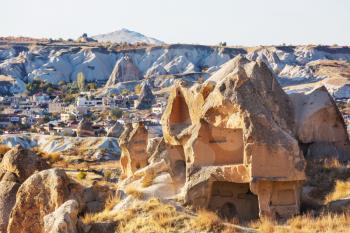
left=1, top=0, right=349, bottom=46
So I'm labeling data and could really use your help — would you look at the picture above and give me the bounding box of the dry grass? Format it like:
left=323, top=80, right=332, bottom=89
left=305, top=159, right=350, bottom=203
left=325, top=179, right=350, bottom=203
left=81, top=198, right=230, bottom=233
left=249, top=212, right=350, bottom=233
left=141, top=170, right=156, bottom=188
left=104, top=194, right=121, bottom=211
left=287, top=212, right=350, bottom=233
left=117, top=198, right=191, bottom=233
left=189, top=209, right=222, bottom=232
left=125, top=186, right=143, bottom=199
left=249, top=217, right=278, bottom=233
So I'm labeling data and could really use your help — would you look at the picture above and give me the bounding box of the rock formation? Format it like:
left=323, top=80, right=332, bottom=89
left=106, top=122, right=124, bottom=138
left=135, top=81, right=155, bottom=110
left=0, top=145, right=50, bottom=183
left=119, top=122, right=150, bottom=177
left=289, top=86, right=350, bottom=161
left=43, top=200, right=79, bottom=233
left=76, top=119, right=95, bottom=137
left=7, top=168, right=77, bottom=233
left=105, top=55, right=143, bottom=87
left=0, top=146, right=50, bottom=232
left=162, top=56, right=306, bottom=220
left=118, top=55, right=349, bottom=220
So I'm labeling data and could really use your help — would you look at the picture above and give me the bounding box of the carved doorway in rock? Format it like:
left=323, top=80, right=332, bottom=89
left=208, top=181, right=259, bottom=221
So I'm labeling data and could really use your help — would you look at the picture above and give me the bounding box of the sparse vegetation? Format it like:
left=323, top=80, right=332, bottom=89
left=81, top=198, right=231, bottom=233
left=326, top=179, right=350, bottom=203
left=249, top=212, right=350, bottom=233
left=104, top=194, right=121, bottom=211
left=77, top=171, right=87, bottom=180
left=104, top=170, right=112, bottom=179
left=190, top=209, right=222, bottom=232
left=305, top=159, right=350, bottom=204
left=141, top=170, right=155, bottom=188
left=125, top=186, right=143, bottom=199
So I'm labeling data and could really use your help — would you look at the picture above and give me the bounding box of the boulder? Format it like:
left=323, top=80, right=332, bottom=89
left=105, top=55, right=143, bottom=86
left=7, top=169, right=74, bottom=233
left=289, top=86, right=350, bottom=161
left=135, top=81, right=155, bottom=110
left=106, top=122, right=124, bottom=138
left=0, top=181, right=19, bottom=233
left=0, top=145, right=50, bottom=183
left=43, top=200, right=79, bottom=233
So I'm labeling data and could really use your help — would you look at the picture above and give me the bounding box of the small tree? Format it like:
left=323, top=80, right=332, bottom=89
left=110, top=108, right=123, bottom=121
left=76, top=72, right=86, bottom=91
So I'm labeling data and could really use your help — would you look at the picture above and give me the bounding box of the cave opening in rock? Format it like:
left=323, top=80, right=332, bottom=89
left=208, top=182, right=259, bottom=221
left=169, top=91, right=191, bottom=135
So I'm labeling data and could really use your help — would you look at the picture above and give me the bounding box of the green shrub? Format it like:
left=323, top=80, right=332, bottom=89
left=77, top=171, right=87, bottom=180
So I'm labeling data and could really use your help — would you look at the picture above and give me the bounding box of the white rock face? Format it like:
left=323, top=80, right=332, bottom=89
left=92, top=28, right=164, bottom=45
left=1, top=44, right=350, bottom=98
left=0, top=134, right=120, bottom=157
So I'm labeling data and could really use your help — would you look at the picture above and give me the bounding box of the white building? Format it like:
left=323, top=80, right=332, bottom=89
left=76, top=96, right=103, bottom=107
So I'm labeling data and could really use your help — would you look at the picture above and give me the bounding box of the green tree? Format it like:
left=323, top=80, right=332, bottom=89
left=76, top=72, right=86, bottom=91
left=110, top=108, right=123, bottom=121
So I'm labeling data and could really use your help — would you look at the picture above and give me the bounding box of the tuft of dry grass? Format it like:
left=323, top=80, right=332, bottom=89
left=117, top=198, right=191, bottom=233
left=190, top=209, right=222, bottom=232
left=249, top=212, right=350, bottom=233
left=249, top=217, right=277, bottom=233
left=141, top=170, right=156, bottom=188
left=288, top=212, right=350, bottom=233
left=104, top=194, right=121, bottom=211
left=125, top=186, right=143, bottom=199
left=325, top=179, right=350, bottom=203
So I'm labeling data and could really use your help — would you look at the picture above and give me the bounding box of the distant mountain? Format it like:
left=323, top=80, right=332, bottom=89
left=92, top=28, right=164, bottom=45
